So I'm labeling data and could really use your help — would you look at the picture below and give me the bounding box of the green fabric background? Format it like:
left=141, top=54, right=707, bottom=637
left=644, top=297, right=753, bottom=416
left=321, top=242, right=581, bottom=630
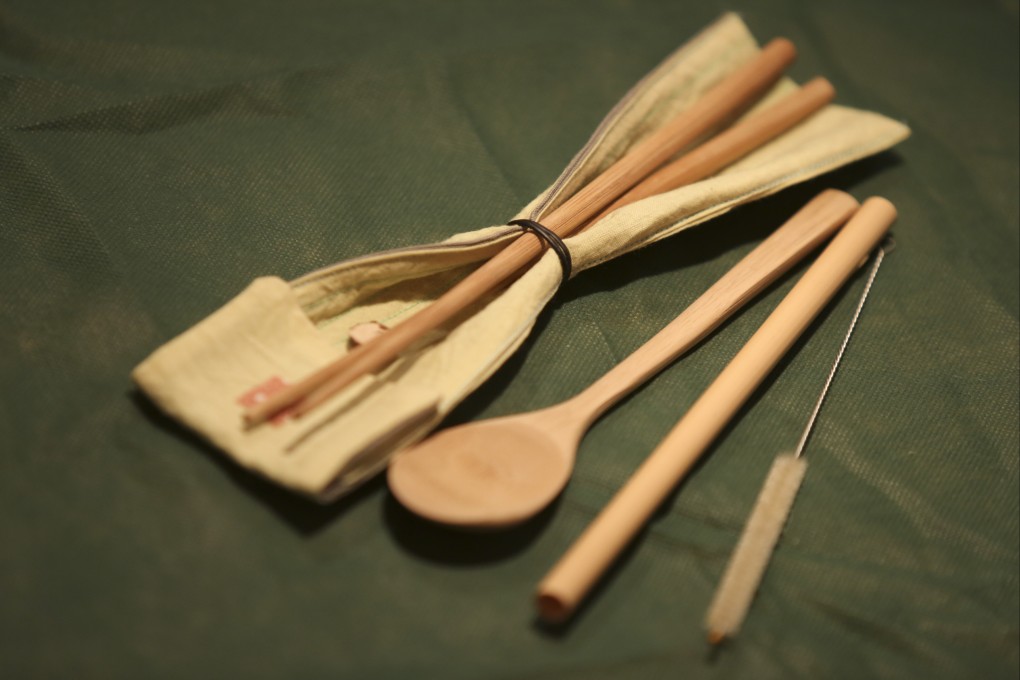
left=1, top=1, right=1017, bottom=678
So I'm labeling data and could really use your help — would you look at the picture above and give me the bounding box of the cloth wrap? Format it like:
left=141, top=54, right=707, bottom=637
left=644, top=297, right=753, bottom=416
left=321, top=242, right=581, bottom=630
left=132, top=14, right=910, bottom=501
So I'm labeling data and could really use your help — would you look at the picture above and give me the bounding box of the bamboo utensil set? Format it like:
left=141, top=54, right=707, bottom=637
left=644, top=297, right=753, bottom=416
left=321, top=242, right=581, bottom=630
left=234, top=35, right=898, bottom=633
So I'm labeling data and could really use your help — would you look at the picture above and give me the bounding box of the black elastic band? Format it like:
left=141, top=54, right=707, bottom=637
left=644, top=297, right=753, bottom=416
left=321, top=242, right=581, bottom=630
left=508, top=218, right=572, bottom=288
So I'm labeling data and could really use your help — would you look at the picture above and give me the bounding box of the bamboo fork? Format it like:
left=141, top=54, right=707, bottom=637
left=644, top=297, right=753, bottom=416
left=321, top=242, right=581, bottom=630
left=244, top=40, right=802, bottom=428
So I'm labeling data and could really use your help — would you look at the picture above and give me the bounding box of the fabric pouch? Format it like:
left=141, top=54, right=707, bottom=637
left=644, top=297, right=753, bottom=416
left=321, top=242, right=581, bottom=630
left=132, top=13, right=910, bottom=501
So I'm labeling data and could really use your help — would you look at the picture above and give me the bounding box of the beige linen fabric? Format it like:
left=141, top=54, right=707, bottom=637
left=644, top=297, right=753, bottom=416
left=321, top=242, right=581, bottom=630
left=133, top=14, right=910, bottom=500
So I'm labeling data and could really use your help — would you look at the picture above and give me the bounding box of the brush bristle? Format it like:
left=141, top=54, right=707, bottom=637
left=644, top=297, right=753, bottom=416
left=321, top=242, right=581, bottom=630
left=705, top=453, right=808, bottom=641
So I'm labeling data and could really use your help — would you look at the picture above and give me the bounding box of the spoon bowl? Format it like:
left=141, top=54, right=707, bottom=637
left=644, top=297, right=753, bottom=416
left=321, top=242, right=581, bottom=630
left=388, top=409, right=582, bottom=528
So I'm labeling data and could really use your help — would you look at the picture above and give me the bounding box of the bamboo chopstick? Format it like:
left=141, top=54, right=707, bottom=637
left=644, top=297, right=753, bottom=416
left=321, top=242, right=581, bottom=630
left=534, top=197, right=898, bottom=624
left=244, top=40, right=798, bottom=428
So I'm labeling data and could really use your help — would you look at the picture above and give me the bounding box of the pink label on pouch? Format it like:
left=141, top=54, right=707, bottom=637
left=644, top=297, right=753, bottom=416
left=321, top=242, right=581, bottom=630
left=237, top=376, right=291, bottom=427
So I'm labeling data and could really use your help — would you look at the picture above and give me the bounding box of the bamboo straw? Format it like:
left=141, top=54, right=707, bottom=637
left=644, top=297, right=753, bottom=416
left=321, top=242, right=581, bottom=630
left=243, top=40, right=797, bottom=428
left=534, top=197, right=897, bottom=624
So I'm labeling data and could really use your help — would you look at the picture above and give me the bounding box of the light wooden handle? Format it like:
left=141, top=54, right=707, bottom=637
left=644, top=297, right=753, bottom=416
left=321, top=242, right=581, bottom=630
left=566, top=189, right=859, bottom=425
left=243, top=41, right=798, bottom=427
left=535, top=197, right=897, bottom=623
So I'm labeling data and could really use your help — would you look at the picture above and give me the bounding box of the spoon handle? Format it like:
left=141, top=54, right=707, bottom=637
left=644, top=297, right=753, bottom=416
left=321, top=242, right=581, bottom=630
left=562, top=189, right=859, bottom=427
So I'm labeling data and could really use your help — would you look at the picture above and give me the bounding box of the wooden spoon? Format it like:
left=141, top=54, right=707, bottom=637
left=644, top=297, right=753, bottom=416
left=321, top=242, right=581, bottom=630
left=387, top=190, right=859, bottom=528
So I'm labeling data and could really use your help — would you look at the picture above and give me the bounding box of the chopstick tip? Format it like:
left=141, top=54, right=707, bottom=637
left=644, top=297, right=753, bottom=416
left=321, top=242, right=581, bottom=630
left=804, top=76, right=836, bottom=100
left=762, top=37, right=797, bottom=62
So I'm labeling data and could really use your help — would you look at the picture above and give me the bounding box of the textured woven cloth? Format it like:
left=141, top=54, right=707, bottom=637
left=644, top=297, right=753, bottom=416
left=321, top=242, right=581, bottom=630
left=1, top=1, right=1017, bottom=679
